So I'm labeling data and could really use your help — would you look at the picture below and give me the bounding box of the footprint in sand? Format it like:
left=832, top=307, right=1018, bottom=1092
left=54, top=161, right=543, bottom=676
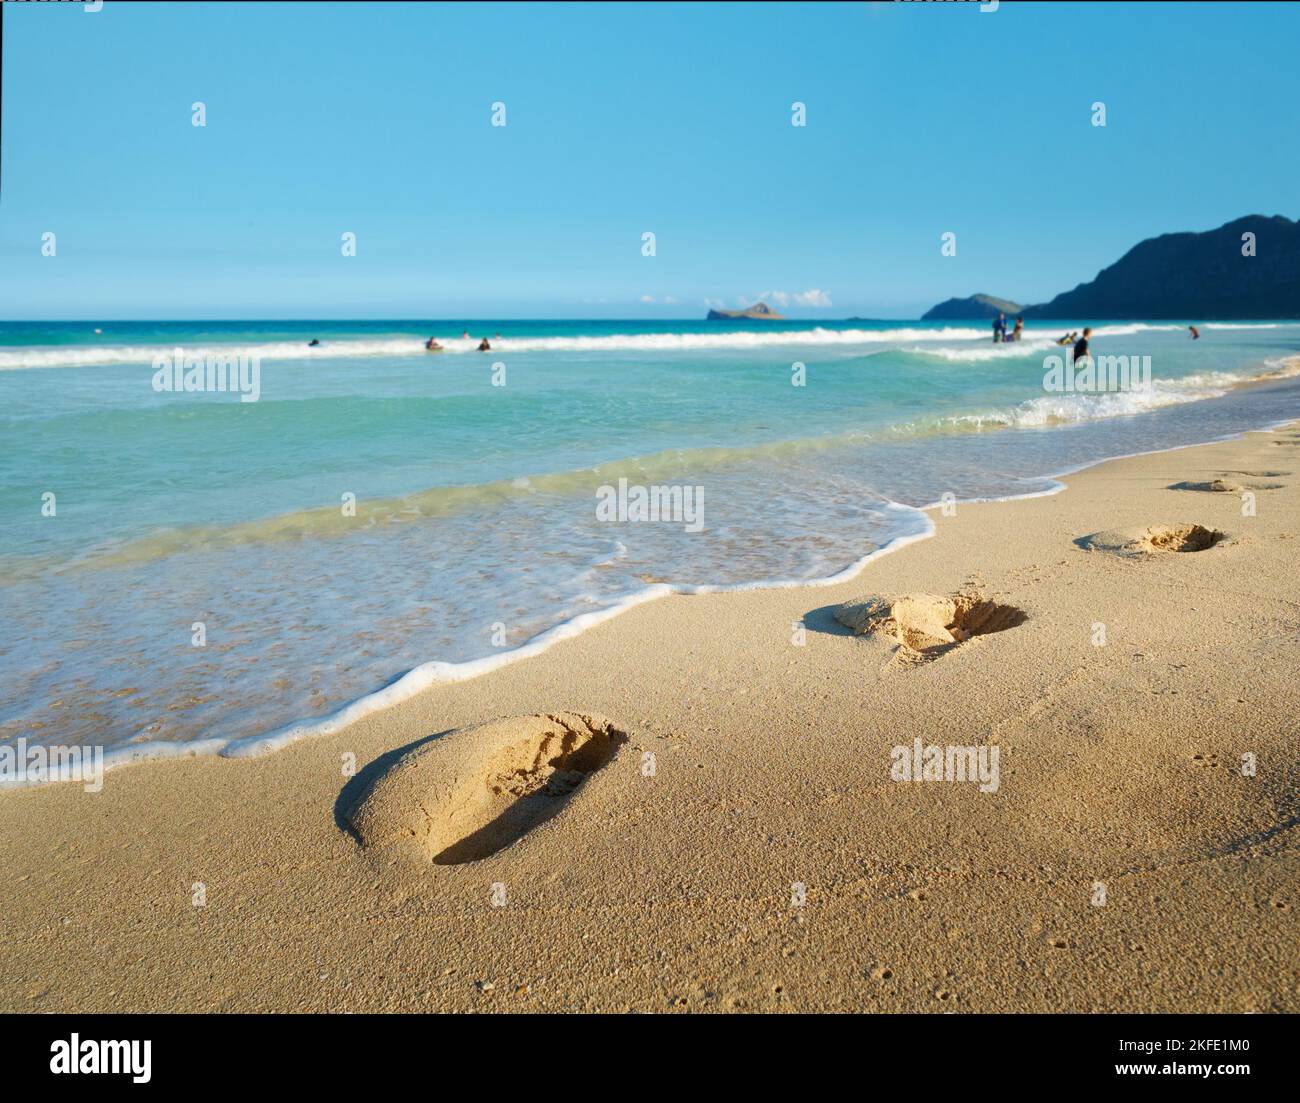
left=1139, top=524, right=1226, bottom=552
left=1077, top=523, right=1227, bottom=556
left=343, top=712, right=626, bottom=865
left=834, top=590, right=1026, bottom=667
left=1166, top=478, right=1245, bottom=493
left=1169, top=475, right=1284, bottom=492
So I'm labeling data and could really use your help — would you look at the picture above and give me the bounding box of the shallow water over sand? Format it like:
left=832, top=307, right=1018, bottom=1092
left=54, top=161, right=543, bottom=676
left=2, top=319, right=1298, bottom=761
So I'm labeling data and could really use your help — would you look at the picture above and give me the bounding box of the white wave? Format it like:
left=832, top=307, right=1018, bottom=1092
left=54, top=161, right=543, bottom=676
left=7, top=319, right=1295, bottom=371
left=7, top=320, right=1297, bottom=372
left=963, top=367, right=1253, bottom=430
left=902, top=338, right=1059, bottom=362
left=1261, top=356, right=1300, bottom=379
left=463, top=326, right=990, bottom=354
left=1092, top=322, right=1296, bottom=335
left=1201, top=322, right=1287, bottom=330
left=0, top=338, right=428, bottom=371
left=0, top=326, right=1001, bottom=371
left=1037, top=322, right=1295, bottom=337
left=1005, top=388, right=1212, bottom=427
left=1087, top=323, right=1186, bottom=337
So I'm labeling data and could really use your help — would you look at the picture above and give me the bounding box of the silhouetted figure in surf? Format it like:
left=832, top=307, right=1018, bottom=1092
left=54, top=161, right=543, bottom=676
left=1189, top=325, right=1200, bottom=340
left=477, top=338, right=491, bottom=352
left=1072, top=327, right=1092, bottom=362
left=308, top=339, right=320, bottom=347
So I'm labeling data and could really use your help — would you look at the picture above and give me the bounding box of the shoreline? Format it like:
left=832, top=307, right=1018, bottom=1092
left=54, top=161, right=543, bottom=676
left=5, top=371, right=1298, bottom=789
left=2, top=422, right=1297, bottom=1012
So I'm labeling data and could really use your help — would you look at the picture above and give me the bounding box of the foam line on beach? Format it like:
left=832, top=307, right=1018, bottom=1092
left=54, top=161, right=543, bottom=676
left=1, top=505, right=938, bottom=788
left=919, top=413, right=1297, bottom=509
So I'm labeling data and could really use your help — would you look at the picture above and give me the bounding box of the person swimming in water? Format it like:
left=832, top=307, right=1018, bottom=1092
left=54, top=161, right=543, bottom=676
left=308, top=338, right=320, bottom=347
left=425, top=337, right=443, bottom=351
left=1189, top=325, right=1200, bottom=340
left=477, top=338, right=491, bottom=351
left=462, top=330, right=471, bottom=340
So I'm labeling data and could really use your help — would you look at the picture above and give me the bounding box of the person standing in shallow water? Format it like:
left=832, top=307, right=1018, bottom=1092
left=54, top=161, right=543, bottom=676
left=1073, top=327, right=1092, bottom=362
left=992, top=313, right=1005, bottom=343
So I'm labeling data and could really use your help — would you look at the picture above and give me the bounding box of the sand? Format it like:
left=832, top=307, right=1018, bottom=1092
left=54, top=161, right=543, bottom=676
left=2, top=424, right=1297, bottom=1013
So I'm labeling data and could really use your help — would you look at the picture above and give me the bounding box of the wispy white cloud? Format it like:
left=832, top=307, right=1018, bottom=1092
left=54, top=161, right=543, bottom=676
left=755, top=288, right=832, bottom=309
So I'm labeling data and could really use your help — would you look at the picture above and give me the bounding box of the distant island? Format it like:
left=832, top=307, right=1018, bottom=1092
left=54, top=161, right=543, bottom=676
left=921, top=294, right=1024, bottom=321
left=923, top=214, right=1300, bottom=321
left=706, top=301, right=785, bottom=321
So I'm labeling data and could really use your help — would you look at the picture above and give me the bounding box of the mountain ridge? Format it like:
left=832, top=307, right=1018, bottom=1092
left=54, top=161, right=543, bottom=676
left=922, top=293, right=1024, bottom=321
left=925, top=215, right=1300, bottom=321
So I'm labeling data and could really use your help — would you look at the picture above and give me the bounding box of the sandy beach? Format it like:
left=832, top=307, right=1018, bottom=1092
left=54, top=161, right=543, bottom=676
left=2, top=422, right=1297, bottom=1014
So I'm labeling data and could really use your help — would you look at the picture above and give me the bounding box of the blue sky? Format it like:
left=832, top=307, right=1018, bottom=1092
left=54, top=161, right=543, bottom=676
left=1, top=0, right=1297, bottom=319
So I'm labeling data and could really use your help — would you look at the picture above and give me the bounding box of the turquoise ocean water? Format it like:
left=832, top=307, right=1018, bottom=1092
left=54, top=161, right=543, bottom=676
left=2, top=318, right=1299, bottom=769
